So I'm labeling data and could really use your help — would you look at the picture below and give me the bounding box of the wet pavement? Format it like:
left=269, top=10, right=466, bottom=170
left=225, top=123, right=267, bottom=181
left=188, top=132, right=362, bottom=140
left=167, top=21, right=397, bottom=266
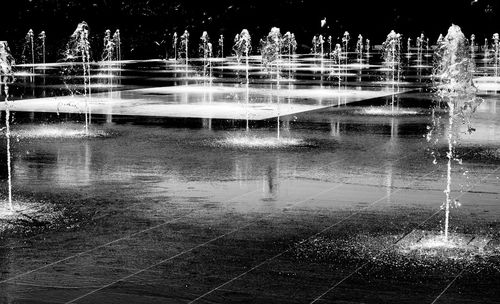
left=0, top=54, right=499, bottom=303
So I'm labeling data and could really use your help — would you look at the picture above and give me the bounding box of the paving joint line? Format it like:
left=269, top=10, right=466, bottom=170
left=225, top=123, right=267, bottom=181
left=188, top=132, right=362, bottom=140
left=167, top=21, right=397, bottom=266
left=190, top=153, right=494, bottom=303
left=0, top=188, right=261, bottom=285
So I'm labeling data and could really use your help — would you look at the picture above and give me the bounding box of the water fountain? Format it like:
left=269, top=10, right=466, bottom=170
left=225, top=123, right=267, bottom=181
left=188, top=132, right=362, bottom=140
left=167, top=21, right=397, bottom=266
left=318, top=35, right=325, bottom=58
left=365, top=39, right=370, bottom=60
left=24, top=29, right=35, bottom=67
left=21, top=29, right=35, bottom=82
left=101, top=29, right=116, bottom=95
left=0, top=41, right=15, bottom=210
left=282, top=32, right=297, bottom=58
left=382, top=30, right=402, bottom=112
left=38, top=31, right=46, bottom=64
left=261, top=27, right=282, bottom=139
left=113, top=30, right=121, bottom=61
left=470, top=34, right=476, bottom=59
left=332, top=43, right=342, bottom=94
left=199, top=31, right=211, bottom=78
left=102, top=29, right=114, bottom=61
left=172, top=32, right=178, bottom=60
left=233, top=29, right=252, bottom=131
left=218, top=34, right=224, bottom=58
left=492, top=33, right=499, bottom=78
left=342, top=31, right=350, bottom=67
left=416, top=33, right=425, bottom=63
left=312, top=35, right=318, bottom=55
left=327, top=36, right=333, bottom=59
left=426, top=37, right=430, bottom=59
left=180, top=30, right=189, bottom=64
left=282, top=31, right=296, bottom=80
left=483, top=38, right=489, bottom=68
left=406, top=37, right=412, bottom=59
left=433, top=24, right=481, bottom=241
left=341, top=31, right=350, bottom=86
left=62, top=21, right=92, bottom=135
left=356, top=34, right=363, bottom=63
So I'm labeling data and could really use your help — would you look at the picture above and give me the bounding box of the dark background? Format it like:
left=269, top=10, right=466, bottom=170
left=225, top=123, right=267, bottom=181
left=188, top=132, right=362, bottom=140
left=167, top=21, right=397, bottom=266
left=0, top=0, right=498, bottom=60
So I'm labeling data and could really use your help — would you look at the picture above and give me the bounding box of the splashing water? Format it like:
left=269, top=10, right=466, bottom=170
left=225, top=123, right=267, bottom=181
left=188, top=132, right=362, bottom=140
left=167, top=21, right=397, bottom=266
left=172, top=32, right=178, bottom=60
left=102, top=29, right=114, bottom=61
left=382, top=30, right=402, bottom=113
left=233, top=29, right=252, bottom=130
left=180, top=30, right=189, bottom=64
left=216, top=133, right=305, bottom=149
left=218, top=34, right=224, bottom=58
left=10, top=124, right=110, bottom=139
left=292, top=232, right=499, bottom=271
left=432, top=24, right=483, bottom=241
left=282, top=32, right=297, bottom=57
left=331, top=43, right=343, bottom=92
left=21, top=29, right=35, bottom=79
left=358, top=106, right=420, bottom=116
left=261, top=27, right=283, bottom=139
left=0, top=198, right=82, bottom=236
left=62, top=21, right=92, bottom=135
left=38, top=31, right=46, bottom=64
left=356, top=34, right=363, bottom=62
left=199, top=31, right=212, bottom=79
left=443, top=102, right=454, bottom=240
left=113, top=30, right=121, bottom=61
left=0, top=41, right=15, bottom=211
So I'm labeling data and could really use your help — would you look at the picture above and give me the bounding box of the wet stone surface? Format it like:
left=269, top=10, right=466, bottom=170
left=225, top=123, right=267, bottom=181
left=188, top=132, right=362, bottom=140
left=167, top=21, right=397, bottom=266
left=0, top=55, right=499, bottom=303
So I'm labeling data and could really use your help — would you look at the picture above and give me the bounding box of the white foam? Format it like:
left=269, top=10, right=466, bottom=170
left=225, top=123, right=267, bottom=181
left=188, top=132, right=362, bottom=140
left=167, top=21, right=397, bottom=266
left=217, top=134, right=305, bottom=148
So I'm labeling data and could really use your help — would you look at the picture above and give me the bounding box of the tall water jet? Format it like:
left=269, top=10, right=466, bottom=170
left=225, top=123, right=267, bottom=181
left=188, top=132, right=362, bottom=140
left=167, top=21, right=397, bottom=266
left=172, top=32, right=178, bottom=60
left=341, top=31, right=350, bottom=85
left=318, top=35, right=325, bottom=58
left=356, top=34, right=363, bottom=63
left=199, top=31, right=211, bottom=78
left=332, top=43, right=343, bottom=96
left=63, top=21, right=92, bottom=135
left=38, top=31, right=46, bottom=64
left=261, top=27, right=282, bottom=139
left=233, top=29, right=252, bottom=131
left=365, top=39, right=370, bottom=60
left=416, top=33, right=425, bottom=63
left=312, top=35, right=318, bottom=55
left=407, top=37, right=412, bottom=58
left=470, top=34, right=476, bottom=60
left=342, top=31, right=350, bottom=67
left=25, top=29, right=35, bottom=66
left=102, top=29, right=114, bottom=61
left=180, top=30, right=189, bottom=64
left=29, top=29, right=34, bottom=66
left=492, top=33, right=499, bottom=78
left=426, top=37, right=430, bottom=59
left=282, top=32, right=297, bottom=58
left=113, top=30, right=121, bottom=61
left=327, top=36, right=333, bottom=59
left=22, top=29, right=35, bottom=78
left=0, top=41, right=15, bottom=210
left=318, top=35, right=325, bottom=84
left=433, top=24, right=481, bottom=241
left=382, top=30, right=402, bottom=112
left=483, top=38, right=489, bottom=67
left=102, top=29, right=116, bottom=91
left=282, top=32, right=296, bottom=79
left=218, top=34, right=224, bottom=58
